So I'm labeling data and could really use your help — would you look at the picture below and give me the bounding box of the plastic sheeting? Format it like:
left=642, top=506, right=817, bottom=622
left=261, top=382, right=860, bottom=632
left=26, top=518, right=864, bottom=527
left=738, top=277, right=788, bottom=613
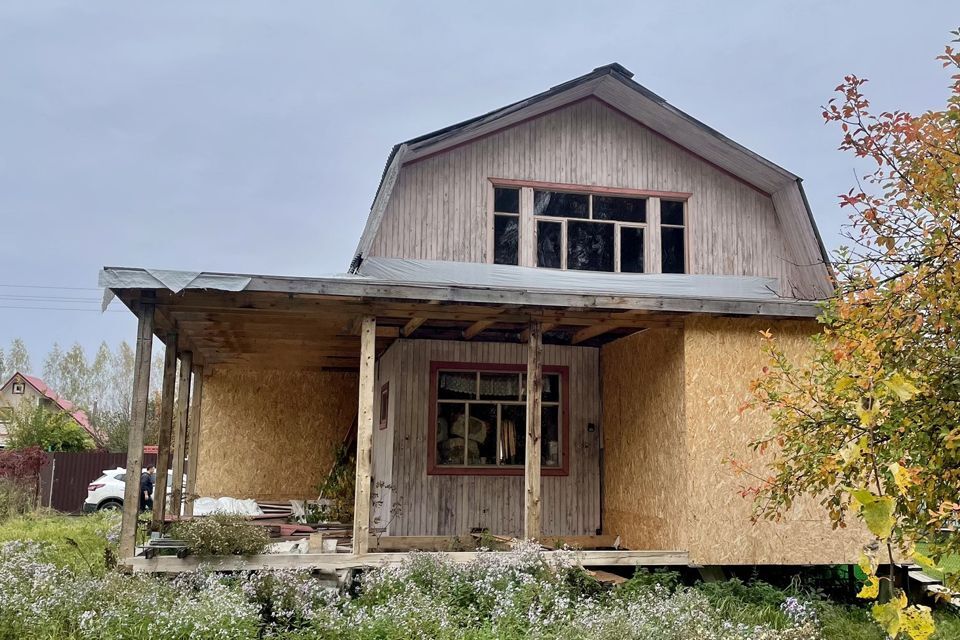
left=191, top=496, right=263, bottom=517
left=98, top=268, right=252, bottom=311
left=358, top=257, right=781, bottom=301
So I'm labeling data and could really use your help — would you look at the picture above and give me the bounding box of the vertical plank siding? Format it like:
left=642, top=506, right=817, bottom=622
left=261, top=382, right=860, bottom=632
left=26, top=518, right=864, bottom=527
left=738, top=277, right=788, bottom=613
left=378, top=339, right=600, bottom=538
left=369, top=98, right=802, bottom=295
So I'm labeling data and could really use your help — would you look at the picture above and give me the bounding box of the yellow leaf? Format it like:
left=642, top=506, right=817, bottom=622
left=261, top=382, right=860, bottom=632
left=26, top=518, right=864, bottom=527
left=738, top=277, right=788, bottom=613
left=884, top=372, right=919, bottom=402
left=889, top=462, right=912, bottom=495
left=859, top=552, right=877, bottom=578
left=835, top=375, right=856, bottom=393
left=901, top=605, right=935, bottom=640
left=912, top=550, right=939, bottom=573
left=858, top=578, right=880, bottom=599
left=872, top=595, right=906, bottom=638
left=840, top=437, right=867, bottom=465
left=850, top=489, right=896, bottom=539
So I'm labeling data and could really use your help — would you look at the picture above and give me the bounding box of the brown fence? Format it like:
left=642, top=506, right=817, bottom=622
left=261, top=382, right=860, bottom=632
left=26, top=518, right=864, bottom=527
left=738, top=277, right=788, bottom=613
left=39, top=451, right=159, bottom=513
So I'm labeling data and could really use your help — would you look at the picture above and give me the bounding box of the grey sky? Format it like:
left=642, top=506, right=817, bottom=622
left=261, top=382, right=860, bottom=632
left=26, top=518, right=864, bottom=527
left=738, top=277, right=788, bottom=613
left=0, top=1, right=954, bottom=363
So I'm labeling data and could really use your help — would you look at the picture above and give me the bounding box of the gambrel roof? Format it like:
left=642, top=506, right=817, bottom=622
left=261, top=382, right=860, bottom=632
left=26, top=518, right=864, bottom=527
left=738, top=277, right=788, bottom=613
left=351, top=63, right=832, bottom=297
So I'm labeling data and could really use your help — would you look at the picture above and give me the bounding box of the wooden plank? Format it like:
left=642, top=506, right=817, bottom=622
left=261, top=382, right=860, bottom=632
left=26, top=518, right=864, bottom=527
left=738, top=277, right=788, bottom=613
left=169, top=351, right=192, bottom=516
left=572, top=321, right=630, bottom=345
left=183, top=364, right=204, bottom=517
left=151, top=332, right=178, bottom=530
left=524, top=320, right=543, bottom=540
left=462, top=318, right=498, bottom=340
left=120, top=296, right=154, bottom=561
left=541, top=534, right=621, bottom=549
left=368, top=535, right=476, bottom=552
left=353, top=316, right=376, bottom=555
left=402, top=316, right=426, bottom=337
left=128, top=549, right=690, bottom=573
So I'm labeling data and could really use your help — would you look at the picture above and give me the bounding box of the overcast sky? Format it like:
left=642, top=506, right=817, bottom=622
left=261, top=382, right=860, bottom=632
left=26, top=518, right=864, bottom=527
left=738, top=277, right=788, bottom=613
left=0, top=1, right=955, bottom=365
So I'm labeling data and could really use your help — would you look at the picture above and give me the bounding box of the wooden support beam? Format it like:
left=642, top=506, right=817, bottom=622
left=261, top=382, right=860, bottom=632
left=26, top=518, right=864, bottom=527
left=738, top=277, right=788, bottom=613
left=352, top=316, right=376, bottom=555
left=463, top=318, right=498, bottom=340
left=151, top=332, right=178, bottom=530
left=170, top=351, right=192, bottom=517
left=120, top=296, right=155, bottom=561
left=520, top=322, right=556, bottom=343
left=402, top=316, right=426, bottom=337
left=183, top=364, right=204, bottom=517
left=524, top=320, right=543, bottom=541
left=571, top=321, right=628, bottom=345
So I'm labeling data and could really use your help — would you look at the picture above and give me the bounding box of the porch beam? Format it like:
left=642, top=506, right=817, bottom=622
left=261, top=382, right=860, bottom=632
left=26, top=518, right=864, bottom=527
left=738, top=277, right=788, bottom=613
left=151, top=332, right=178, bottom=530
left=352, top=316, right=376, bottom=555
left=170, top=351, right=192, bottom=516
left=120, top=295, right=155, bottom=560
left=571, top=321, right=628, bottom=345
left=402, top=316, right=426, bottom=337
left=462, top=318, right=498, bottom=340
left=524, top=320, right=543, bottom=540
left=183, top=364, right=204, bottom=517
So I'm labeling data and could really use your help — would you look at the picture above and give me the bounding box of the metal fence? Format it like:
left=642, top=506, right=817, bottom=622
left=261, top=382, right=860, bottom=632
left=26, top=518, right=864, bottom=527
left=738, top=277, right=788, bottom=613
left=39, top=451, right=159, bottom=513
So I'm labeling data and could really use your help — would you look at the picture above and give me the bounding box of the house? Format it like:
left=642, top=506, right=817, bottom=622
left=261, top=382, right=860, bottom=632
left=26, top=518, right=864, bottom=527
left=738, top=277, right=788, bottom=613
left=103, top=63, right=866, bottom=571
left=0, top=372, right=98, bottom=447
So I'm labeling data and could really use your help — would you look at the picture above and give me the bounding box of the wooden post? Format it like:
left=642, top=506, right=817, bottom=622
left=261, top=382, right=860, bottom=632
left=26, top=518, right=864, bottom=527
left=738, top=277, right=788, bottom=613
left=151, top=332, right=178, bottom=530
left=183, top=364, right=204, bottom=517
left=352, top=316, right=376, bottom=555
left=170, top=351, right=192, bottom=517
left=524, top=320, right=543, bottom=540
left=119, top=297, right=155, bottom=560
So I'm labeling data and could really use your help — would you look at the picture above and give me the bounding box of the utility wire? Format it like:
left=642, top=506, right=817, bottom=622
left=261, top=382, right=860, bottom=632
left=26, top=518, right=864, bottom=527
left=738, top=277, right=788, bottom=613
left=0, top=283, right=100, bottom=291
left=0, top=305, right=127, bottom=313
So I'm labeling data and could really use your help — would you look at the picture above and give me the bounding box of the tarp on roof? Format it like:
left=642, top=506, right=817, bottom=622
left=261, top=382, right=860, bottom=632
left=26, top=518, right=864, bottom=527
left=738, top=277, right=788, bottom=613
left=357, top=257, right=781, bottom=301
left=99, top=268, right=252, bottom=311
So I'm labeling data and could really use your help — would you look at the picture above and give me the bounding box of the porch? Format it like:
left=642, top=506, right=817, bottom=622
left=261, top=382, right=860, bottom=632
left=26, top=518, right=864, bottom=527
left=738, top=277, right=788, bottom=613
left=101, top=263, right=819, bottom=571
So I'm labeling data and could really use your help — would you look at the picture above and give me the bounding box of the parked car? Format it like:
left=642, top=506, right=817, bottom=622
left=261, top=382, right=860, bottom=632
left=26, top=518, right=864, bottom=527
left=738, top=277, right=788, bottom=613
left=82, top=467, right=176, bottom=513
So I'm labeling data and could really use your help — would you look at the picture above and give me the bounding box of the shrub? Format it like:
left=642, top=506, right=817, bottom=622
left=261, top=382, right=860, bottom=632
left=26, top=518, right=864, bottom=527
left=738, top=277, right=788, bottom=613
left=0, top=477, right=35, bottom=521
left=168, top=513, right=269, bottom=556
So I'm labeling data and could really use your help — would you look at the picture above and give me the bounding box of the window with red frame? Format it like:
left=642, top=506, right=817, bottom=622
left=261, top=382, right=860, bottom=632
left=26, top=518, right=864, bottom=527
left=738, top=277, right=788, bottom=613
left=432, top=365, right=564, bottom=473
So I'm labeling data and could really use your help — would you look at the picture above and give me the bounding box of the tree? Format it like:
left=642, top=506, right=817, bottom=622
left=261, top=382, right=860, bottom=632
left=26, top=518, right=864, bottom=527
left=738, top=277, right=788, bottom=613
left=6, top=403, right=95, bottom=452
left=741, top=33, right=960, bottom=639
left=5, top=339, right=31, bottom=376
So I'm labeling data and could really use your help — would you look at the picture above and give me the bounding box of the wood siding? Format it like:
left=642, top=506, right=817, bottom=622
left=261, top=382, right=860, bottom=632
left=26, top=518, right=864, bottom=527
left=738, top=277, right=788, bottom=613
left=377, top=339, right=601, bottom=537
left=369, top=98, right=801, bottom=294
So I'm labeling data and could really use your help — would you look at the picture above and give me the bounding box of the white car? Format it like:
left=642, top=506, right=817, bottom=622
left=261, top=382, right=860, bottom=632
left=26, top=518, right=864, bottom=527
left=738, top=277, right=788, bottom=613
left=82, top=467, right=175, bottom=513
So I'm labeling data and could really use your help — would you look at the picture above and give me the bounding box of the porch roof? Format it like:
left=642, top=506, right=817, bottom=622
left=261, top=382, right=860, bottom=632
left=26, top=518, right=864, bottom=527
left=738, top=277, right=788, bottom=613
left=100, top=260, right=819, bottom=370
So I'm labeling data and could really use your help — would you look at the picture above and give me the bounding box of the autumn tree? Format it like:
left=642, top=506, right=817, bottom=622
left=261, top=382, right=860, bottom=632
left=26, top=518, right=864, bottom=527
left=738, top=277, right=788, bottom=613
left=743, top=32, right=960, bottom=639
left=6, top=403, right=95, bottom=452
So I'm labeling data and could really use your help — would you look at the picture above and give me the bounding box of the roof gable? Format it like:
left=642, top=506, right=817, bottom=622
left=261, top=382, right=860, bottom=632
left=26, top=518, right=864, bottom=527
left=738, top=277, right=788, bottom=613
left=0, top=371, right=96, bottom=438
left=351, top=64, right=832, bottom=298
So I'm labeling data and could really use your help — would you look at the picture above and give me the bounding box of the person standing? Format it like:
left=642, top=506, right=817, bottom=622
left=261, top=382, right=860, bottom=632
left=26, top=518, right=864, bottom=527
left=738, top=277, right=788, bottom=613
left=139, top=465, right=156, bottom=512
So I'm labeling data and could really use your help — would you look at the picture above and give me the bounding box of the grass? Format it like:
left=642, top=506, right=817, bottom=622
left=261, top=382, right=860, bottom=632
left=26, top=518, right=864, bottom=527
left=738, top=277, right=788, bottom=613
left=0, top=509, right=118, bottom=575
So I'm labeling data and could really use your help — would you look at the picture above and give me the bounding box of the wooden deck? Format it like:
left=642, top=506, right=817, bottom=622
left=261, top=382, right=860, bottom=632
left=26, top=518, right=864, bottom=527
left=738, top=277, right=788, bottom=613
left=128, top=549, right=690, bottom=574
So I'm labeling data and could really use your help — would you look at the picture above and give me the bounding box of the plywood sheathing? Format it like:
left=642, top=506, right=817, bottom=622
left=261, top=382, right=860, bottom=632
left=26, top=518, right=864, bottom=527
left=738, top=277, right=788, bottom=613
left=196, top=366, right=358, bottom=501
left=683, top=317, right=866, bottom=565
left=600, top=328, right=687, bottom=552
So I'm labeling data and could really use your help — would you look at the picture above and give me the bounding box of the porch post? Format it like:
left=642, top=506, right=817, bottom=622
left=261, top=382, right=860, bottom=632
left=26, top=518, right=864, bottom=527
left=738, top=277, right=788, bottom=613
left=151, top=332, right=178, bottom=530
left=524, top=320, right=543, bottom=540
left=170, top=351, right=192, bottom=516
left=352, top=316, right=376, bottom=555
left=183, top=364, right=204, bottom=517
left=119, top=296, right=155, bottom=560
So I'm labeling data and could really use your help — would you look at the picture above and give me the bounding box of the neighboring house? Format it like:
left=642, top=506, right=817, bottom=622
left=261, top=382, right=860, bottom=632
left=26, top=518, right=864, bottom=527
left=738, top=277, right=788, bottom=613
left=104, top=63, right=864, bottom=569
left=0, top=372, right=98, bottom=447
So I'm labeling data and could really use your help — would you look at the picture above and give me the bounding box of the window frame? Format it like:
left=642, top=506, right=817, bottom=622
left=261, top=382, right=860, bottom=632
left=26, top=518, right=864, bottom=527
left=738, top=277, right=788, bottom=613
left=427, top=361, right=570, bottom=477
left=488, top=179, right=691, bottom=274
left=659, top=198, right=688, bottom=274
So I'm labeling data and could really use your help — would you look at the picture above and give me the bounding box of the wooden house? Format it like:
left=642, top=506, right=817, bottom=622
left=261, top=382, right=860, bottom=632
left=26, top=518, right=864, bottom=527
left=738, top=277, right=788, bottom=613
left=105, top=64, right=865, bottom=571
left=0, top=372, right=98, bottom=447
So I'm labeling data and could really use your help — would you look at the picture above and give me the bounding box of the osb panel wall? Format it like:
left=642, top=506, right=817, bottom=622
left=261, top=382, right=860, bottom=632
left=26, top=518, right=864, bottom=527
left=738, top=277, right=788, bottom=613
left=684, top=317, right=867, bottom=565
left=196, top=367, right=358, bottom=501
left=600, top=329, right=686, bottom=551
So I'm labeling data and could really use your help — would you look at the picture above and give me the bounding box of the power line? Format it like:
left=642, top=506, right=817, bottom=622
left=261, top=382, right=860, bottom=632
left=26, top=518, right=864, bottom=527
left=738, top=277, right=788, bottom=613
left=0, top=305, right=127, bottom=313
left=0, top=295, right=103, bottom=303
left=0, top=283, right=100, bottom=291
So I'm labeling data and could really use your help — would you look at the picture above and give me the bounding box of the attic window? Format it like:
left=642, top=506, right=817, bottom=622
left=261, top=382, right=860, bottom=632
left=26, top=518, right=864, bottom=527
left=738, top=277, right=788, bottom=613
left=534, top=190, right=646, bottom=273
left=11, top=382, right=24, bottom=395
left=493, top=188, right=520, bottom=265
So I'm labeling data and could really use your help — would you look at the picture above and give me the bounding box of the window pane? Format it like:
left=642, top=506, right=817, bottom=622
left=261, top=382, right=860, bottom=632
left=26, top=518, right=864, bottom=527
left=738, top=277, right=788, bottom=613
left=499, top=405, right=526, bottom=466
left=479, top=373, right=520, bottom=400
left=567, top=221, right=614, bottom=272
left=542, top=405, right=561, bottom=468
left=661, top=200, right=685, bottom=226
left=438, top=372, right=476, bottom=399
left=620, top=227, right=644, bottom=273
left=593, top=195, right=646, bottom=222
left=494, top=187, right=520, bottom=214
left=493, top=215, right=519, bottom=266
left=543, top=374, right=561, bottom=402
left=534, top=191, right=588, bottom=218
left=436, top=402, right=467, bottom=465
left=465, top=403, right=498, bottom=465
left=661, top=227, right=686, bottom=274
left=537, top=221, right=562, bottom=269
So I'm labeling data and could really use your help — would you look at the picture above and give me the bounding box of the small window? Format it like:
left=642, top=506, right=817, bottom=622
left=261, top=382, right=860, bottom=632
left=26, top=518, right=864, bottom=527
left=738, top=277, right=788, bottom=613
left=620, top=226, right=645, bottom=273
left=494, top=187, right=520, bottom=214
left=379, top=383, right=389, bottom=430
left=534, top=190, right=589, bottom=218
left=661, top=200, right=686, bottom=274
left=593, top=195, right=646, bottom=223
left=11, top=382, right=25, bottom=395
left=567, top=221, right=614, bottom=272
left=536, top=221, right=562, bottom=269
